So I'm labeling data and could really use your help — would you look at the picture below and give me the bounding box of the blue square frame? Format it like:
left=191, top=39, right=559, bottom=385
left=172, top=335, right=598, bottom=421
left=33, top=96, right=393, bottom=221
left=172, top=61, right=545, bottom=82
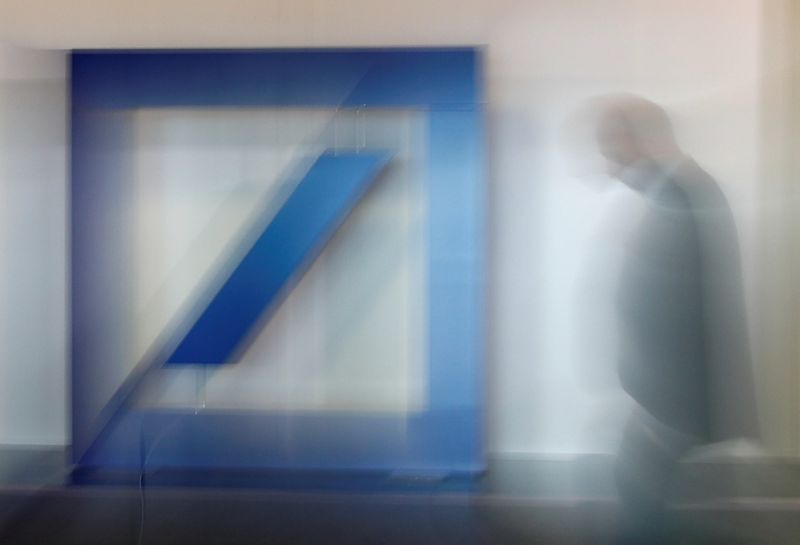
left=71, top=49, right=486, bottom=474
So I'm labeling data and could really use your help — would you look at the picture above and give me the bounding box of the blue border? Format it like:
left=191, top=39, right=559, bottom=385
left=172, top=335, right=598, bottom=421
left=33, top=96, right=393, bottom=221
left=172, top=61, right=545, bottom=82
left=71, top=49, right=485, bottom=473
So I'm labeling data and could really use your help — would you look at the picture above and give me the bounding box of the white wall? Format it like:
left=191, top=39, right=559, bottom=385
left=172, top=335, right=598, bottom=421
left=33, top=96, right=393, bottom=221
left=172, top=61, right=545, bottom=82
left=0, top=0, right=770, bottom=453
left=0, top=42, right=67, bottom=445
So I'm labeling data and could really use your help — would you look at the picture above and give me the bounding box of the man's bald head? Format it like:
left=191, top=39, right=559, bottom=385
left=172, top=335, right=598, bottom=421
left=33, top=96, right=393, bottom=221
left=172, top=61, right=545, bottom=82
left=592, top=94, right=681, bottom=176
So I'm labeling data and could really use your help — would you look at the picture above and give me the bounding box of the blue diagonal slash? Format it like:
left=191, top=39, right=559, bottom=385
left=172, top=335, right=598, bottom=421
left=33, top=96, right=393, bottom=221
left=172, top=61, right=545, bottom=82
left=167, top=150, right=393, bottom=365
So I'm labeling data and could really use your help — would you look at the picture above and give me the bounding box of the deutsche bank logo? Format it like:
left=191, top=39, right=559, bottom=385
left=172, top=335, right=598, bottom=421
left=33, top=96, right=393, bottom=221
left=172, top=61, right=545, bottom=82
left=72, top=50, right=485, bottom=473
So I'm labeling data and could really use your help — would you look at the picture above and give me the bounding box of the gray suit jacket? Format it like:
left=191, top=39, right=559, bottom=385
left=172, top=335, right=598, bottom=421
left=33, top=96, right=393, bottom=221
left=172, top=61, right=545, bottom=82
left=617, top=159, right=759, bottom=442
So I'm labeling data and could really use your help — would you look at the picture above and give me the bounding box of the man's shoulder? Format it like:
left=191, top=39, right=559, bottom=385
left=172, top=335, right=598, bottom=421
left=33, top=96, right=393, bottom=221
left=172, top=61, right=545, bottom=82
left=669, top=159, right=730, bottom=212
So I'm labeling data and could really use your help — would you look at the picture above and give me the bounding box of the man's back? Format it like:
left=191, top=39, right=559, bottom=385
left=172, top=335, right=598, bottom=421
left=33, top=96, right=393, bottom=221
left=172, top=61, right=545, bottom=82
left=617, top=159, right=757, bottom=442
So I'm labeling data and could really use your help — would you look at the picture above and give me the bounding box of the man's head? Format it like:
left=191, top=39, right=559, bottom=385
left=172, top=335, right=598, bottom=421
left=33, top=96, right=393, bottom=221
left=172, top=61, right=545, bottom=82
left=591, top=94, right=681, bottom=179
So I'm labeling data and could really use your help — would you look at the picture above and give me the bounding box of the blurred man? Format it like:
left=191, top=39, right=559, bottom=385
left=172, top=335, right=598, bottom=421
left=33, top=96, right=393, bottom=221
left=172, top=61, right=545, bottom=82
left=590, top=95, right=759, bottom=544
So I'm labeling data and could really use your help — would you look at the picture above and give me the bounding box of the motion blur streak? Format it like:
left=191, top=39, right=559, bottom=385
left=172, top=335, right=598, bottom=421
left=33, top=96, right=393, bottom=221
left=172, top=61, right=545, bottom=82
left=2, top=1, right=800, bottom=544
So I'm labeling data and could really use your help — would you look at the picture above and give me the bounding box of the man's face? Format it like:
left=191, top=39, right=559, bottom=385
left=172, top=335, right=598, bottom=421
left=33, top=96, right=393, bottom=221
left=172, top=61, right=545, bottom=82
left=595, top=117, right=641, bottom=177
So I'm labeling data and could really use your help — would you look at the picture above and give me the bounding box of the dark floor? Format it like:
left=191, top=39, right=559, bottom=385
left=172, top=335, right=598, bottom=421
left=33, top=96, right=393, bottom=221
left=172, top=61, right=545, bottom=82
left=0, top=449, right=798, bottom=544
